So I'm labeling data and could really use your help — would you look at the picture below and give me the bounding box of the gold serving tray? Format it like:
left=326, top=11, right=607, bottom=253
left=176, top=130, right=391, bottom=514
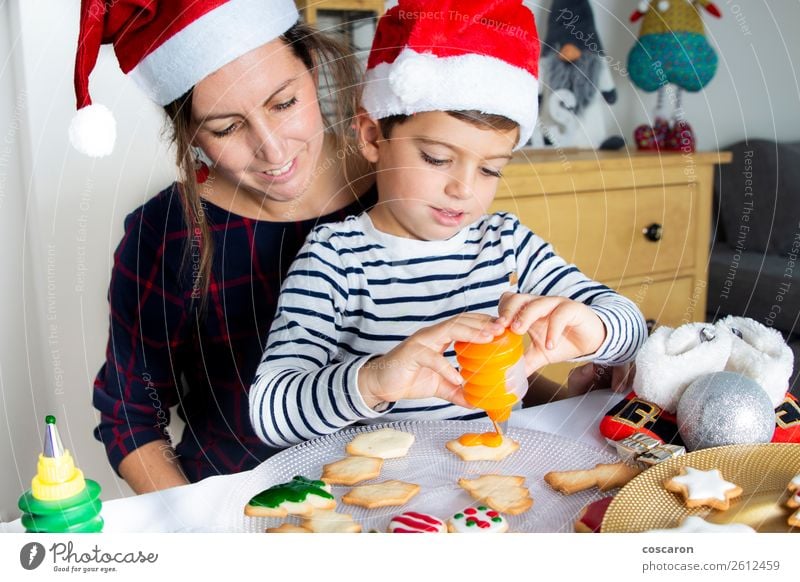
left=602, top=443, right=800, bottom=533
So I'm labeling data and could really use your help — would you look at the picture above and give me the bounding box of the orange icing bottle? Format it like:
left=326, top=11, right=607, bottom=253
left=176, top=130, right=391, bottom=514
left=454, top=329, right=528, bottom=428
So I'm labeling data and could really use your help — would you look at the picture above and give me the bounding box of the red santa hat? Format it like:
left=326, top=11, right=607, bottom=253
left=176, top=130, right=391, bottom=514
left=362, top=0, right=540, bottom=149
left=70, top=0, right=299, bottom=157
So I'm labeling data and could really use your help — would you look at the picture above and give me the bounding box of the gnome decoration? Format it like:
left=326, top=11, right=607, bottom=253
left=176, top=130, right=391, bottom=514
left=628, top=0, right=722, bottom=153
left=600, top=316, right=800, bottom=450
left=536, top=0, right=625, bottom=150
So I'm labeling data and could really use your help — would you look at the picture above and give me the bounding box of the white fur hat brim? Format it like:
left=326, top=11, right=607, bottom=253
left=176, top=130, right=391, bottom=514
left=717, top=316, right=793, bottom=407
left=362, top=49, right=538, bottom=149
left=634, top=323, right=732, bottom=413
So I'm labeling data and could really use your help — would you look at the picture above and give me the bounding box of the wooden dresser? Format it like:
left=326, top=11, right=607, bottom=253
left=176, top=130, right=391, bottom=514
left=490, top=149, right=733, bottom=383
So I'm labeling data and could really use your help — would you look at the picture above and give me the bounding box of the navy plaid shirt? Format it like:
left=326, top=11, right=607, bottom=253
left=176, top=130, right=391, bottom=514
left=93, top=183, right=376, bottom=482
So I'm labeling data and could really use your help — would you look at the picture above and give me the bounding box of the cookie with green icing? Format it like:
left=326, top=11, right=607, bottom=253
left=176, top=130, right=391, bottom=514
left=245, top=476, right=336, bottom=518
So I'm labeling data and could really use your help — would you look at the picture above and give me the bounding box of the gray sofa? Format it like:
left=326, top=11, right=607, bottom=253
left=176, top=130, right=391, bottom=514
left=706, top=139, right=800, bottom=394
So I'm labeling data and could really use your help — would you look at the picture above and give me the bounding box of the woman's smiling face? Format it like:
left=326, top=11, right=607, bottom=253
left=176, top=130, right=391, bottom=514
left=190, top=38, right=326, bottom=206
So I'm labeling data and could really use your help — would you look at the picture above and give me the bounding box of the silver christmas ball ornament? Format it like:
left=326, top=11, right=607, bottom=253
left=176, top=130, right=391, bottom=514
left=677, top=371, right=774, bottom=451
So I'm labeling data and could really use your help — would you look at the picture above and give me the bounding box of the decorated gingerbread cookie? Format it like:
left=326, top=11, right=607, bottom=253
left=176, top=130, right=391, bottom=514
left=447, top=506, right=508, bottom=533
left=388, top=511, right=446, bottom=533
left=646, top=515, right=755, bottom=533
left=663, top=467, right=743, bottom=511
left=245, top=476, right=336, bottom=518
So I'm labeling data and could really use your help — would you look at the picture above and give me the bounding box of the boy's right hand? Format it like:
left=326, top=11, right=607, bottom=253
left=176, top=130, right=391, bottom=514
left=358, top=313, right=505, bottom=410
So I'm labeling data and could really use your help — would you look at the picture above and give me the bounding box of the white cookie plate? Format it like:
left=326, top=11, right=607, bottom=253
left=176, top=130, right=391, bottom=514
left=223, top=420, right=617, bottom=533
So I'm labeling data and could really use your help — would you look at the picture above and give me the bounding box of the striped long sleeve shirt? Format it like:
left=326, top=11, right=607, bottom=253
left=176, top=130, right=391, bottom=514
left=250, top=212, right=646, bottom=448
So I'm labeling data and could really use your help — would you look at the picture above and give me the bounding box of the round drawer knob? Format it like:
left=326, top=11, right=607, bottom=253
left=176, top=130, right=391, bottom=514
left=643, top=223, right=663, bottom=242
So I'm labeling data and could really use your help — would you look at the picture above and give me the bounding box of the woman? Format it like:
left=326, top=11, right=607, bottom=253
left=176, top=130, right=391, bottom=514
left=78, top=0, right=374, bottom=492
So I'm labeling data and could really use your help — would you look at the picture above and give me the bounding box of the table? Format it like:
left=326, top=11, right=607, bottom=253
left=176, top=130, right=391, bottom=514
left=2, top=390, right=623, bottom=533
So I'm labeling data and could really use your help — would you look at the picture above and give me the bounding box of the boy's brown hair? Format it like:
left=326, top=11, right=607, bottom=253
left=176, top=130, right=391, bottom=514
left=378, top=111, right=520, bottom=140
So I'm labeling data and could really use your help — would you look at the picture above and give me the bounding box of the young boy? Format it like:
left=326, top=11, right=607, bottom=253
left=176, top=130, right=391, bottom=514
left=249, top=0, right=646, bottom=448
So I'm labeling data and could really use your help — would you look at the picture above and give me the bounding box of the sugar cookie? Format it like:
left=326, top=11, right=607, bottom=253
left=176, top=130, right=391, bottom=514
left=789, top=508, right=800, bottom=529
left=388, top=511, right=446, bottom=533
left=346, top=428, right=415, bottom=459
left=544, top=463, right=641, bottom=495
left=265, top=523, right=311, bottom=533
left=458, top=474, right=532, bottom=515
left=646, top=515, right=755, bottom=533
left=447, top=506, right=508, bottom=533
left=244, top=476, right=336, bottom=518
left=321, top=456, right=383, bottom=486
left=663, top=467, right=743, bottom=511
left=445, top=435, right=519, bottom=462
left=301, top=510, right=362, bottom=533
left=341, top=480, right=420, bottom=509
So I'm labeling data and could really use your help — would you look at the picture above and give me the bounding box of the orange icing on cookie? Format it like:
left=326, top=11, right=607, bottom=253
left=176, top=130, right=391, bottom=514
left=457, top=432, right=504, bottom=448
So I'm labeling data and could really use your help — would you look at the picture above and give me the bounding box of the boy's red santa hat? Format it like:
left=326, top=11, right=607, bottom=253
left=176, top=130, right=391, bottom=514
left=362, top=0, right=540, bottom=149
left=70, top=0, right=299, bottom=157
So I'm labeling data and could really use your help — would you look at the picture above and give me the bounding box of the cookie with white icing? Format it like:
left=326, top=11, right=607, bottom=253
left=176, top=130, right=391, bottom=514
left=346, top=428, right=415, bottom=459
left=646, top=515, right=755, bottom=533
left=447, top=506, right=508, bottom=533
left=388, top=511, right=446, bottom=533
left=663, top=467, right=743, bottom=511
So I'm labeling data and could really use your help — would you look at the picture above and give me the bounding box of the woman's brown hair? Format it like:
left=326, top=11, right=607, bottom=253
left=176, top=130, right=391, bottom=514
left=163, top=22, right=364, bottom=310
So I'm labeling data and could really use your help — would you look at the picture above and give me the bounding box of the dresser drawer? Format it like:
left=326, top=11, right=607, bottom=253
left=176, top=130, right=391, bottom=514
left=618, top=276, right=702, bottom=332
left=493, top=186, right=696, bottom=281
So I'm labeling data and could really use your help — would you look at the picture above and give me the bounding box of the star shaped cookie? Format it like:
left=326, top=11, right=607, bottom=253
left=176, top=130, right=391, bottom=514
left=663, top=467, right=743, bottom=511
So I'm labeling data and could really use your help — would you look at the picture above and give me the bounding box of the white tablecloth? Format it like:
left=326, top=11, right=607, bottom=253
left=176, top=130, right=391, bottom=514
left=3, top=390, right=623, bottom=533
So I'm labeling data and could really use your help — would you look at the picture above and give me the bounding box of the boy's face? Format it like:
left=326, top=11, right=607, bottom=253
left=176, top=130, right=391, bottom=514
left=360, top=111, right=518, bottom=241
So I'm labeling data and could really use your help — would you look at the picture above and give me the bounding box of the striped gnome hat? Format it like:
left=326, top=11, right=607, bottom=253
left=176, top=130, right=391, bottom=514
left=70, top=0, right=299, bottom=157
left=361, top=0, right=541, bottom=149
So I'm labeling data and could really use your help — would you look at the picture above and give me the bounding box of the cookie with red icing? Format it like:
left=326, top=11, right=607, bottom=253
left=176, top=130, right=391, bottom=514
left=388, top=511, right=446, bottom=533
left=447, top=506, right=508, bottom=533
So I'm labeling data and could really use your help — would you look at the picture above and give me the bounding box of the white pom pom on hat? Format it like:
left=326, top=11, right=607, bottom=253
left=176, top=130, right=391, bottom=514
left=68, top=104, right=116, bottom=158
left=69, top=0, right=300, bottom=157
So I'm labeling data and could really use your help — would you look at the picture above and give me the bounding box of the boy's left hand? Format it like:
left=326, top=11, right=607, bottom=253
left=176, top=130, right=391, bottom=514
left=497, top=292, right=607, bottom=375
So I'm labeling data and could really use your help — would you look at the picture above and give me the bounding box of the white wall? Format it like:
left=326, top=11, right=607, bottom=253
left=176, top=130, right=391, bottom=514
left=0, top=0, right=799, bottom=521
left=0, top=0, right=47, bottom=521
left=0, top=0, right=175, bottom=520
